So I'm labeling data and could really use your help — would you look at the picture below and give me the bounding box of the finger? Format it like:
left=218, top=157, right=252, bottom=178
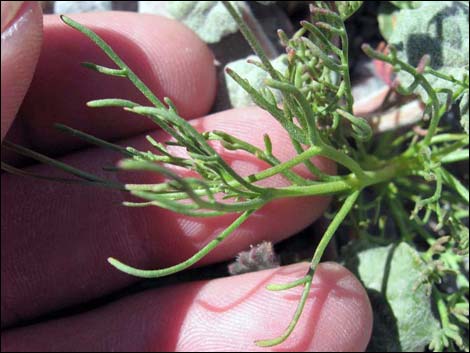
left=1, top=1, right=42, bottom=141
left=1, top=106, right=335, bottom=327
left=7, top=12, right=216, bottom=155
left=1, top=262, right=372, bottom=352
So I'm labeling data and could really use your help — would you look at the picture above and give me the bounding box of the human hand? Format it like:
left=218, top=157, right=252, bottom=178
left=1, top=3, right=372, bottom=351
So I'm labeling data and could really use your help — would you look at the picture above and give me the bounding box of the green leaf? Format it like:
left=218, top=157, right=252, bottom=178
left=389, top=2, right=469, bottom=103
left=343, top=241, right=441, bottom=352
left=167, top=1, right=245, bottom=43
left=335, top=1, right=363, bottom=20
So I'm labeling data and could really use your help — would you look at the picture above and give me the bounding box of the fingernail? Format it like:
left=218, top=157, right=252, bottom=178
left=1, top=1, right=25, bottom=33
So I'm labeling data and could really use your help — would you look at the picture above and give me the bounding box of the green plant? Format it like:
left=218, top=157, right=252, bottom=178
left=2, top=1, right=468, bottom=350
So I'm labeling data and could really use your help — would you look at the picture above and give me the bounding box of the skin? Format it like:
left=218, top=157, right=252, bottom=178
left=1, top=2, right=372, bottom=351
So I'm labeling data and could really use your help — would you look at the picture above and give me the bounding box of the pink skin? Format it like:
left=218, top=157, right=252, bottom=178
left=1, top=1, right=42, bottom=141
left=2, top=263, right=372, bottom=352
left=1, top=5, right=372, bottom=352
left=5, top=11, right=217, bottom=160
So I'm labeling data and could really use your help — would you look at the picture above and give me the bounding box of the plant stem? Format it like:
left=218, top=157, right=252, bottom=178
left=256, top=189, right=360, bottom=347
left=310, top=189, right=360, bottom=269
left=338, top=28, right=353, bottom=113
left=276, top=154, right=415, bottom=198
left=221, top=1, right=281, bottom=81
left=60, top=16, right=164, bottom=109
left=108, top=209, right=255, bottom=278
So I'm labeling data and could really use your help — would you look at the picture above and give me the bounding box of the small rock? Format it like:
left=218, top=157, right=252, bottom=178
left=138, top=1, right=252, bottom=44
left=225, top=54, right=287, bottom=108
left=137, top=1, right=170, bottom=17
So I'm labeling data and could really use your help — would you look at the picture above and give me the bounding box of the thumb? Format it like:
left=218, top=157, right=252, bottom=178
left=1, top=1, right=42, bottom=142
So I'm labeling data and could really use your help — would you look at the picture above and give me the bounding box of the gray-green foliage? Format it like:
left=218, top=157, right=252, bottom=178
left=167, top=1, right=245, bottom=43
left=389, top=1, right=469, bottom=132
left=377, top=1, right=424, bottom=45
left=1, top=2, right=468, bottom=350
left=378, top=2, right=400, bottom=42
left=377, top=1, right=422, bottom=42
left=225, top=55, right=287, bottom=108
left=343, top=241, right=441, bottom=352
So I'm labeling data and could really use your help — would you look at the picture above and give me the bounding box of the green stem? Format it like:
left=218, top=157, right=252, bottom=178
left=55, top=124, right=134, bottom=157
left=133, top=150, right=416, bottom=205
left=246, top=145, right=322, bottom=183
left=432, top=137, right=470, bottom=161
left=60, top=16, right=164, bottom=109
left=339, top=29, right=353, bottom=113
left=430, top=134, right=469, bottom=145
left=434, top=287, right=450, bottom=328
left=318, top=144, right=368, bottom=180
left=108, top=209, right=255, bottom=278
left=310, top=190, right=360, bottom=267
left=387, top=193, right=413, bottom=242
left=290, top=139, right=334, bottom=181
left=2, top=141, right=124, bottom=189
left=277, top=153, right=414, bottom=198
left=266, top=276, right=309, bottom=291
left=255, top=276, right=313, bottom=347
left=256, top=190, right=360, bottom=347
left=221, top=1, right=281, bottom=81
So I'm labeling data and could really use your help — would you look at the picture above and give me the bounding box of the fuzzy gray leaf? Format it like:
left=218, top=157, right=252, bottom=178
left=167, top=1, right=246, bottom=44
left=389, top=2, right=469, bottom=104
left=343, top=241, right=440, bottom=352
left=378, top=2, right=400, bottom=42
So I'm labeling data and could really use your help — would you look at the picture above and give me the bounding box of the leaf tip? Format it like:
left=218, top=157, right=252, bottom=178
left=59, top=14, right=73, bottom=26
left=361, top=43, right=372, bottom=52
left=107, top=257, right=118, bottom=267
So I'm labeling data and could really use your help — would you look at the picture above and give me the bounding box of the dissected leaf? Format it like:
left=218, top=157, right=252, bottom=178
left=343, top=241, right=441, bottom=352
left=389, top=2, right=469, bottom=104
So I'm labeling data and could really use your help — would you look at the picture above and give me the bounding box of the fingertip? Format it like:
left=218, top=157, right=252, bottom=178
left=1, top=263, right=372, bottom=352
left=177, top=262, right=372, bottom=351
left=17, top=12, right=216, bottom=153
left=1, top=1, right=43, bottom=141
